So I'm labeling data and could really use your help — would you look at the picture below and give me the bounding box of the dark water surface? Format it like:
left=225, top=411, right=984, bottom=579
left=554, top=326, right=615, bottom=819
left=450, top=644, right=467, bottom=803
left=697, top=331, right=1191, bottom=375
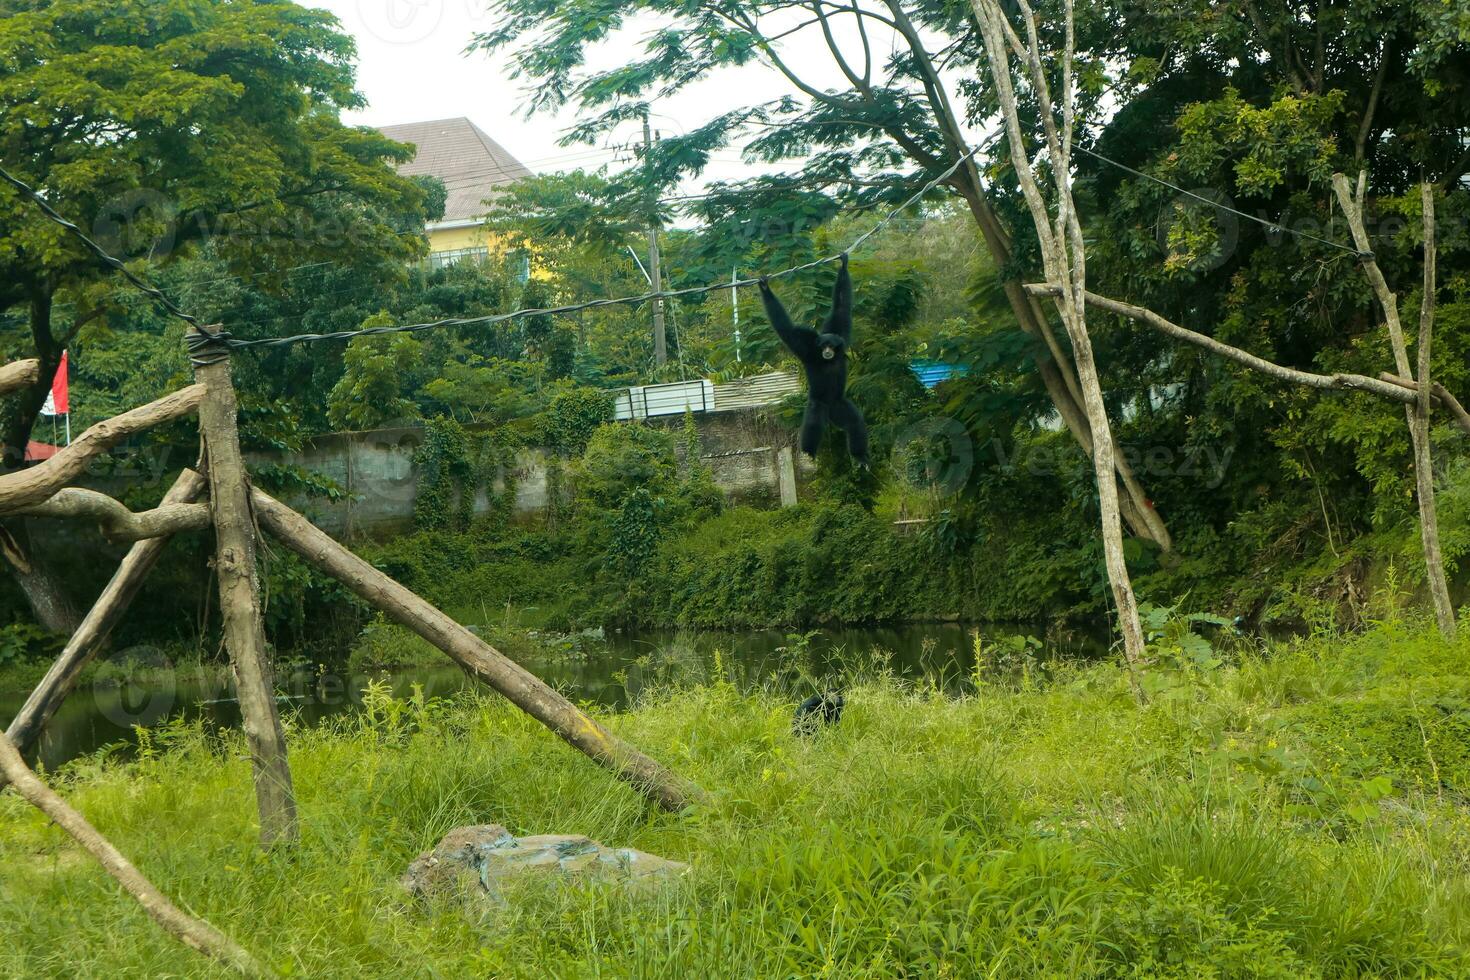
left=1, top=622, right=1108, bottom=772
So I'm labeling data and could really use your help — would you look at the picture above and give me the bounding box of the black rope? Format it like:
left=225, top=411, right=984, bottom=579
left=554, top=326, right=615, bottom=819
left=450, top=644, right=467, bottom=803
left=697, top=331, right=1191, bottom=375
left=225, top=145, right=985, bottom=351
left=0, top=166, right=220, bottom=339
left=1072, top=145, right=1372, bottom=260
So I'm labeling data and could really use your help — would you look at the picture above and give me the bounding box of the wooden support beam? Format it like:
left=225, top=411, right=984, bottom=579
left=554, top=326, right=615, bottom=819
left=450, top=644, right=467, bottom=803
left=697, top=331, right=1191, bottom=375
left=191, top=333, right=297, bottom=847
left=0, top=358, right=40, bottom=397
left=247, top=483, right=706, bottom=813
left=0, top=731, right=266, bottom=976
left=0, top=384, right=205, bottom=514
left=16, top=487, right=210, bottom=542
left=5, top=470, right=208, bottom=758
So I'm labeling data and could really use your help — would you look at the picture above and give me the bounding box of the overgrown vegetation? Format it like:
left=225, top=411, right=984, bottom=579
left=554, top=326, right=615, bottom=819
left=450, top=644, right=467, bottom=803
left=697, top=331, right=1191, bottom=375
left=4, top=621, right=1469, bottom=975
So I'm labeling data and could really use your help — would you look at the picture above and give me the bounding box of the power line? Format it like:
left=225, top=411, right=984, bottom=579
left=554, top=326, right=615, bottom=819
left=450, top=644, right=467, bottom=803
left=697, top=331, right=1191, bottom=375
left=0, top=165, right=218, bottom=339
left=1072, top=145, right=1371, bottom=259
left=226, top=146, right=983, bottom=352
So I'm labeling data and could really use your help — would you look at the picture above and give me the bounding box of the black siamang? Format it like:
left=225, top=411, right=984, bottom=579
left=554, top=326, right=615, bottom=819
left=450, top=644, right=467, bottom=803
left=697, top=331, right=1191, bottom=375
left=758, top=254, right=870, bottom=466
left=792, top=690, right=845, bottom=736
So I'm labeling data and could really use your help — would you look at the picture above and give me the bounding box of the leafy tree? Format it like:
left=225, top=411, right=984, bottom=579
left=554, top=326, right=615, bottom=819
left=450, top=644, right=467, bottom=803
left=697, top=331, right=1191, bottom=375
left=0, top=0, right=432, bottom=627
left=473, top=0, right=1173, bottom=549
left=326, top=316, right=425, bottom=430
left=0, top=0, right=431, bottom=454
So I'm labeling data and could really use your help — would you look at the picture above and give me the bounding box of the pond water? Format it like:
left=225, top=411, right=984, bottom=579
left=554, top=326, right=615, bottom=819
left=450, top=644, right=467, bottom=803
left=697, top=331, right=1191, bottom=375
left=0, top=621, right=1109, bottom=772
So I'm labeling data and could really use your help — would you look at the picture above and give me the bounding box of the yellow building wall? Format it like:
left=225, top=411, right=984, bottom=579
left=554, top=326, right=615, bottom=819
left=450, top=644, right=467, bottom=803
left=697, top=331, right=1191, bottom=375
left=425, top=224, right=549, bottom=280
left=426, top=224, right=489, bottom=253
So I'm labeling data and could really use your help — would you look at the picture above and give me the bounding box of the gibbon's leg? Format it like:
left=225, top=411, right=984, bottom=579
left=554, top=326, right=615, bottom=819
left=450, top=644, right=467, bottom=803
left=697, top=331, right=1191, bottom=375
left=829, top=398, right=870, bottom=465
left=800, top=401, right=826, bottom=458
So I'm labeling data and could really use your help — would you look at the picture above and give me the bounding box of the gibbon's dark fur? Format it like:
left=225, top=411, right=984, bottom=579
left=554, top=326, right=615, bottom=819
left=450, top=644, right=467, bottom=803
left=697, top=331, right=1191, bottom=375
left=758, top=254, right=870, bottom=466
left=792, top=691, right=845, bottom=736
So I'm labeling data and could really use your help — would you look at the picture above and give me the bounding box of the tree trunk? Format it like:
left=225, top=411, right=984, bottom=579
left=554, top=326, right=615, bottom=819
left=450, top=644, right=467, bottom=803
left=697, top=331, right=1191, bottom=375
left=0, top=519, right=81, bottom=633
left=1, top=289, right=79, bottom=631
left=970, top=0, right=1149, bottom=697
left=1332, top=175, right=1456, bottom=638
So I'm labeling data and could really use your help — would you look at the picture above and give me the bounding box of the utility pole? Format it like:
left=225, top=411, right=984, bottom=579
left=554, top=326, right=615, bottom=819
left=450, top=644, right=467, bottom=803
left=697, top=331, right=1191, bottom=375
left=643, top=113, right=667, bottom=367
left=731, top=267, right=741, bottom=363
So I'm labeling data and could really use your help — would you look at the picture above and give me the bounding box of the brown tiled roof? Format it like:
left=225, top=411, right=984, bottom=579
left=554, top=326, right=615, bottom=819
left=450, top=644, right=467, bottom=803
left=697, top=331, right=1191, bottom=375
left=378, top=117, right=534, bottom=223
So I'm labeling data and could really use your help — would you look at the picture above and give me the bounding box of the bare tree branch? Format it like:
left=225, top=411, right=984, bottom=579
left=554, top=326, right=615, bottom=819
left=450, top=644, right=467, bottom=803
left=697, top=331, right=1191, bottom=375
left=15, top=487, right=210, bottom=542
left=0, top=385, right=205, bottom=514
left=1031, top=285, right=1466, bottom=414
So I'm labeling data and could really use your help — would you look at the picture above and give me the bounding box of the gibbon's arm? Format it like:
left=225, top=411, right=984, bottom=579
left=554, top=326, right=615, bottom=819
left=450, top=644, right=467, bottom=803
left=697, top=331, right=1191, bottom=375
left=758, top=277, right=818, bottom=359
left=822, top=253, right=852, bottom=341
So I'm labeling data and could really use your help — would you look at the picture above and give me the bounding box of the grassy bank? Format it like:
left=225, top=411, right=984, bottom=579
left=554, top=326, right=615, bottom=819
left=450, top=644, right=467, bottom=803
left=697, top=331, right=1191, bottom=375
left=4, top=621, right=1470, bottom=976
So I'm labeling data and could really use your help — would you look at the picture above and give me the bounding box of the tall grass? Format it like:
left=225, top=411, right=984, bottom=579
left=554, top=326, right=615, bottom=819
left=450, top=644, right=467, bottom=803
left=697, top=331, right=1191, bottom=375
left=3, top=624, right=1469, bottom=976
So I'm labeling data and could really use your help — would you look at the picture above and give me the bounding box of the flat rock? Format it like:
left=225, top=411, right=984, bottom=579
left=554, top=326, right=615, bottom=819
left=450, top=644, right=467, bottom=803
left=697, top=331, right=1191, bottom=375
left=401, top=824, right=688, bottom=901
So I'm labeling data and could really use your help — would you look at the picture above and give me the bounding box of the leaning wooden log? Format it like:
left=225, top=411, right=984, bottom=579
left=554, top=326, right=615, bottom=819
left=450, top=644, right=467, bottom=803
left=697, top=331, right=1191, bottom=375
left=0, top=358, right=40, bottom=397
left=6, top=470, right=208, bottom=758
left=1030, top=284, right=1470, bottom=431
left=15, top=487, right=210, bottom=542
left=247, top=483, right=707, bottom=813
left=191, top=332, right=297, bottom=848
left=0, top=384, right=205, bottom=514
left=0, top=731, right=267, bottom=976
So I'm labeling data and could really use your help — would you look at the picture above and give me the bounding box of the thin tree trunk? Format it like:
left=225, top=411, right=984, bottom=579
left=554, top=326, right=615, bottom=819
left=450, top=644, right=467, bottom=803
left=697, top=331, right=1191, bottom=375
left=192, top=334, right=298, bottom=847
left=247, top=484, right=706, bottom=813
left=6, top=470, right=208, bottom=758
left=0, top=731, right=267, bottom=976
left=1332, top=175, right=1456, bottom=637
left=971, top=0, right=1148, bottom=697
left=1412, top=185, right=1454, bottom=637
left=0, top=519, right=81, bottom=633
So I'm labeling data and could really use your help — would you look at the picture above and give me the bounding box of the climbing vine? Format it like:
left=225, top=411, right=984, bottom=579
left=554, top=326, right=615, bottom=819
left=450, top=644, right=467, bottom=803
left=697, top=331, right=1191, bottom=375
left=414, top=417, right=524, bottom=531
left=413, top=416, right=472, bottom=531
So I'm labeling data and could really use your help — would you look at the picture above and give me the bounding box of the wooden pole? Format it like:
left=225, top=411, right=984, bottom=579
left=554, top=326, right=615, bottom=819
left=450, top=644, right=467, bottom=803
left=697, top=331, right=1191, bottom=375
left=0, top=731, right=267, bottom=976
left=246, top=484, right=706, bottom=813
left=5, top=470, right=207, bottom=759
left=190, top=330, right=298, bottom=846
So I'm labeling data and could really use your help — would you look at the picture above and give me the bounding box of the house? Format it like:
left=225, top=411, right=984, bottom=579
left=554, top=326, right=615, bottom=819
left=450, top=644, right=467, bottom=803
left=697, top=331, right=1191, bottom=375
left=377, top=117, right=535, bottom=278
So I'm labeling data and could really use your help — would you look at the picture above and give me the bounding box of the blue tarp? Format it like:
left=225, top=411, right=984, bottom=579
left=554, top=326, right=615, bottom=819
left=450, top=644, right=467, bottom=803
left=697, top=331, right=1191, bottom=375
left=910, top=360, right=971, bottom=389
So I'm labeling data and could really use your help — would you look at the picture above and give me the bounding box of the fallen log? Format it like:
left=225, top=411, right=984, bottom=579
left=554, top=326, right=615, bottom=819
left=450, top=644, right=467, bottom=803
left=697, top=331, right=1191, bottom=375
left=0, top=730, right=267, bottom=976
left=16, top=487, right=210, bottom=542
left=0, top=358, right=40, bottom=397
left=247, top=482, right=706, bottom=813
left=6, top=470, right=207, bottom=757
left=0, top=384, right=205, bottom=514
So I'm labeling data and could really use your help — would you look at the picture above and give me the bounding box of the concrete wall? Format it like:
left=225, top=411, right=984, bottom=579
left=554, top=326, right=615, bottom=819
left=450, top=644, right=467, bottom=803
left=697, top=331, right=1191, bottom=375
left=247, top=409, right=806, bottom=538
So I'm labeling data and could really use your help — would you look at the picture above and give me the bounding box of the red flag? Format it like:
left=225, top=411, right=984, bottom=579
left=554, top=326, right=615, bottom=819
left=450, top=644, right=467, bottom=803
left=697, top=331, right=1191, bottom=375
left=41, top=352, right=68, bottom=416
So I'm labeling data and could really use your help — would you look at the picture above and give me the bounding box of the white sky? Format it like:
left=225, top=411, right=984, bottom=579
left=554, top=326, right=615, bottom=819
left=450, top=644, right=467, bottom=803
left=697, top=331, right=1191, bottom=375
left=311, top=0, right=945, bottom=191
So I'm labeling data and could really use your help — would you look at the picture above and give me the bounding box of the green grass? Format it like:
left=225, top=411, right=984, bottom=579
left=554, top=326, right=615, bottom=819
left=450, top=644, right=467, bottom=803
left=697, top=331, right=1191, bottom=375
left=4, top=623, right=1470, bottom=977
